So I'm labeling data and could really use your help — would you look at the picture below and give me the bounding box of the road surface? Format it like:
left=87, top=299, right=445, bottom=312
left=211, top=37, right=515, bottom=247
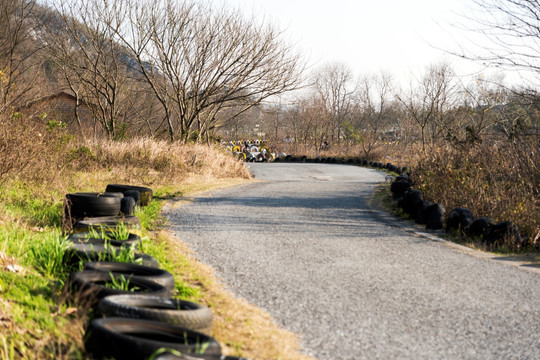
left=165, top=163, right=539, bottom=360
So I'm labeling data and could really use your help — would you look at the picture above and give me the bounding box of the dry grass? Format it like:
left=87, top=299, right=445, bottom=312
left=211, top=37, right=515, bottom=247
left=153, top=230, right=314, bottom=360
left=412, top=139, right=539, bottom=249
left=78, top=138, right=251, bottom=184
left=0, top=119, right=251, bottom=200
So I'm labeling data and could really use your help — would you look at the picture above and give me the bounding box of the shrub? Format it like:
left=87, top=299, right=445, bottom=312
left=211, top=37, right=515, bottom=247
left=412, top=137, right=539, bottom=249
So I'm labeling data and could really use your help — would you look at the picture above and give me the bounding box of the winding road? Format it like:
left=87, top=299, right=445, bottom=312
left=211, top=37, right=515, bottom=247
left=165, top=163, right=540, bottom=360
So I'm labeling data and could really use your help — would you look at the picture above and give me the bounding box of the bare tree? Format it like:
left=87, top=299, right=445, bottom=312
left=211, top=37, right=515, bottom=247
left=115, top=0, right=304, bottom=142
left=396, top=63, right=457, bottom=152
left=283, top=95, right=333, bottom=155
left=312, top=61, right=357, bottom=144
left=44, top=0, right=136, bottom=139
left=356, top=72, right=395, bottom=158
left=456, top=0, right=540, bottom=87
left=263, top=104, right=287, bottom=147
left=0, top=0, right=44, bottom=113
left=451, top=74, right=508, bottom=144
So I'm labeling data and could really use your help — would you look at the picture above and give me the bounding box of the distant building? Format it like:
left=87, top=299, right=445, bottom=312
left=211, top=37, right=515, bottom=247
left=18, top=91, right=98, bottom=135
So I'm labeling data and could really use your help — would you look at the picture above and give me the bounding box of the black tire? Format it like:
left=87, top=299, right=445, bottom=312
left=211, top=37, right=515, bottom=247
left=121, top=196, right=136, bottom=216
left=106, top=185, right=153, bottom=206
left=390, top=181, right=411, bottom=195
left=84, top=318, right=221, bottom=360
left=84, top=262, right=175, bottom=292
left=467, top=217, right=495, bottom=238
left=73, top=215, right=141, bottom=234
left=425, top=204, right=445, bottom=230
left=64, top=243, right=159, bottom=268
left=67, top=237, right=140, bottom=252
left=65, top=193, right=122, bottom=218
left=69, top=271, right=171, bottom=307
left=446, top=208, right=474, bottom=234
left=68, top=232, right=141, bottom=249
left=124, top=190, right=141, bottom=206
left=97, top=295, right=212, bottom=334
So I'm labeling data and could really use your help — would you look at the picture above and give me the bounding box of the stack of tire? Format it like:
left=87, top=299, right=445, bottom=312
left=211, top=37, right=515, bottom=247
left=62, top=184, right=248, bottom=360
left=445, top=208, right=525, bottom=248
left=272, top=155, right=408, bottom=174
left=390, top=177, right=526, bottom=248
left=391, top=175, right=446, bottom=230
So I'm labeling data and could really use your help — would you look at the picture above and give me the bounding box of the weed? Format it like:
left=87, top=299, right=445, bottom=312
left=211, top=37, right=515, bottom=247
left=136, top=201, right=166, bottom=233
left=28, top=233, right=71, bottom=279
left=102, top=272, right=140, bottom=292
left=104, top=243, right=142, bottom=265
left=87, top=223, right=131, bottom=241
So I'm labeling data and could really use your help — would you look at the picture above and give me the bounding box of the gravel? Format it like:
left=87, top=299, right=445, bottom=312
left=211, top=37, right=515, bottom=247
left=164, top=163, right=540, bottom=360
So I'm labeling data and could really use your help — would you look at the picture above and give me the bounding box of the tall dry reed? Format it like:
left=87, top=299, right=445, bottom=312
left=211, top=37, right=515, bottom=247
left=0, top=112, right=250, bottom=199
left=412, top=137, right=539, bottom=246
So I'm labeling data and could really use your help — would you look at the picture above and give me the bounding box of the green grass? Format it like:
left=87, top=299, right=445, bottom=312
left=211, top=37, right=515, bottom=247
left=85, top=224, right=131, bottom=241
left=102, top=273, right=139, bottom=291
left=0, top=180, right=200, bottom=359
left=0, top=270, right=81, bottom=359
left=28, top=232, right=71, bottom=279
left=0, top=181, right=63, bottom=228
left=139, top=232, right=201, bottom=300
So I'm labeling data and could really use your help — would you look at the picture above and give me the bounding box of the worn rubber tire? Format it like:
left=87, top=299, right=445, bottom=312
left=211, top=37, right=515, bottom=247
left=97, top=295, right=212, bottom=334
left=65, top=193, right=122, bottom=218
left=106, top=185, right=153, bottom=206
left=446, top=208, right=474, bottom=234
left=64, top=243, right=159, bottom=268
left=124, top=190, right=141, bottom=206
left=72, top=215, right=141, bottom=235
left=68, top=232, right=141, bottom=249
left=84, top=318, right=221, bottom=360
left=69, top=271, right=170, bottom=307
left=84, top=262, right=175, bottom=292
left=121, top=196, right=136, bottom=216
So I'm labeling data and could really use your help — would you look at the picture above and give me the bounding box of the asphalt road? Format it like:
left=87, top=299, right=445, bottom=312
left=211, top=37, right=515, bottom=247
left=165, top=163, right=540, bottom=360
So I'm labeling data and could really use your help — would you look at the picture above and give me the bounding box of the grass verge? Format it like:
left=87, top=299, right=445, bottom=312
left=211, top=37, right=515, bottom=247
left=0, top=173, right=313, bottom=359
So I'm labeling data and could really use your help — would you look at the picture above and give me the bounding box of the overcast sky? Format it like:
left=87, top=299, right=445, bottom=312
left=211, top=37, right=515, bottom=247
left=213, top=0, right=507, bottom=88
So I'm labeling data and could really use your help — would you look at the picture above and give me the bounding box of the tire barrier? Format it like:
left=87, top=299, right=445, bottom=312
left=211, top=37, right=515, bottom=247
left=84, top=318, right=221, bottom=360
left=389, top=174, right=525, bottom=248
left=424, top=204, right=445, bottom=230
left=105, top=184, right=153, bottom=206
left=63, top=242, right=160, bottom=269
left=58, top=184, right=253, bottom=359
left=67, top=234, right=142, bottom=251
left=484, top=221, right=524, bottom=247
left=446, top=208, right=475, bottom=235
left=84, top=262, right=175, bottom=292
left=68, top=270, right=171, bottom=307
left=65, top=192, right=123, bottom=218
left=226, top=139, right=272, bottom=163
left=468, top=217, right=495, bottom=239
left=121, top=196, right=136, bottom=216
left=68, top=231, right=142, bottom=248
left=73, top=215, right=141, bottom=235
left=124, top=190, right=141, bottom=206
left=97, top=294, right=213, bottom=334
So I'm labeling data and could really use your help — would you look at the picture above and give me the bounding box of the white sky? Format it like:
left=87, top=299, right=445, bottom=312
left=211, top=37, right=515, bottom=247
left=213, top=0, right=508, bottom=88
